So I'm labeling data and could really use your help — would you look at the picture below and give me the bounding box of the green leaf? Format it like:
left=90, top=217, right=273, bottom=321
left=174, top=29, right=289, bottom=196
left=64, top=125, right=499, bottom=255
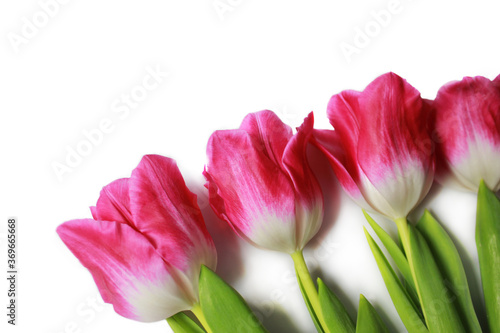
left=198, top=265, right=268, bottom=333
left=407, top=224, right=466, bottom=333
left=295, top=267, right=325, bottom=333
left=355, top=294, right=390, bottom=333
left=476, top=180, right=500, bottom=333
left=364, top=227, right=428, bottom=333
left=317, top=278, right=355, bottom=333
left=167, top=312, right=206, bottom=333
left=363, top=211, right=419, bottom=304
left=416, top=210, right=481, bottom=333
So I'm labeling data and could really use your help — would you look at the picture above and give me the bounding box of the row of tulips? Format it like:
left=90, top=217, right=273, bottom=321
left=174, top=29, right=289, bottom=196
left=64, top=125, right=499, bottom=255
left=57, top=72, right=500, bottom=332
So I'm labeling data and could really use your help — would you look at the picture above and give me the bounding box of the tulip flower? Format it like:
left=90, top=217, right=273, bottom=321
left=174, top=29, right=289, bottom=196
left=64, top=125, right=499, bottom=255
left=57, top=155, right=217, bottom=322
left=434, top=75, right=500, bottom=333
left=205, top=111, right=358, bottom=333
left=313, top=72, right=434, bottom=220
left=312, top=74, right=475, bottom=332
left=204, top=110, right=323, bottom=254
left=434, top=75, right=500, bottom=192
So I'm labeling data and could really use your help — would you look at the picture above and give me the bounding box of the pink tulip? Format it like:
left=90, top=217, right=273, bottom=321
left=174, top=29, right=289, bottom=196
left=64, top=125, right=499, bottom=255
left=434, top=75, right=500, bottom=192
left=204, top=111, right=323, bottom=253
left=314, top=72, right=434, bottom=220
left=57, top=155, right=216, bottom=322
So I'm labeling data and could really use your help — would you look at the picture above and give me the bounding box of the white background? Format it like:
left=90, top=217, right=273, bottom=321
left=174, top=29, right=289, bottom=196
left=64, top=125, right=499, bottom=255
left=1, top=0, right=499, bottom=332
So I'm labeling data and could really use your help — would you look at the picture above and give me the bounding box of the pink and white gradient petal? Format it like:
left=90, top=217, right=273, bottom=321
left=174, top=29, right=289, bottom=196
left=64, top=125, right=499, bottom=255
left=312, top=129, right=362, bottom=198
left=239, top=110, right=293, bottom=170
left=353, top=73, right=432, bottom=194
left=205, top=110, right=325, bottom=253
left=283, top=113, right=324, bottom=249
left=129, top=155, right=216, bottom=273
left=316, top=72, right=434, bottom=220
left=443, top=138, right=500, bottom=192
left=435, top=75, right=500, bottom=192
left=57, top=219, right=194, bottom=322
left=94, top=178, right=133, bottom=225
left=206, top=129, right=297, bottom=252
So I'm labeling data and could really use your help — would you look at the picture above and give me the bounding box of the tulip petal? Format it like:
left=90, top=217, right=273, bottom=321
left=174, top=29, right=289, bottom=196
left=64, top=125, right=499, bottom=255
left=448, top=139, right=500, bottom=192
left=205, top=111, right=325, bottom=252
left=312, top=128, right=373, bottom=211
left=312, top=128, right=359, bottom=195
left=326, top=89, right=361, bottom=165
left=129, top=155, right=216, bottom=275
left=206, top=127, right=297, bottom=253
left=57, top=219, right=193, bottom=322
left=435, top=76, right=500, bottom=192
left=94, top=178, right=134, bottom=226
left=359, top=162, right=433, bottom=219
left=324, top=73, right=434, bottom=219
left=202, top=167, right=230, bottom=223
left=90, top=206, right=97, bottom=219
left=239, top=110, right=293, bottom=170
left=283, top=112, right=322, bottom=206
left=356, top=73, right=432, bottom=201
left=283, top=113, right=324, bottom=248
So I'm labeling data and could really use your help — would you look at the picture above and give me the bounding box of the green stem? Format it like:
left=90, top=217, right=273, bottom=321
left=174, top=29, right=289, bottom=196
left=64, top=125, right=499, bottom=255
left=395, top=217, right=423, bottom=309
left=291, top=250, right=331, bottom=333
left=191, top=303, right=213, bottom=333
left=395, top=217, right=411, bottom=260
